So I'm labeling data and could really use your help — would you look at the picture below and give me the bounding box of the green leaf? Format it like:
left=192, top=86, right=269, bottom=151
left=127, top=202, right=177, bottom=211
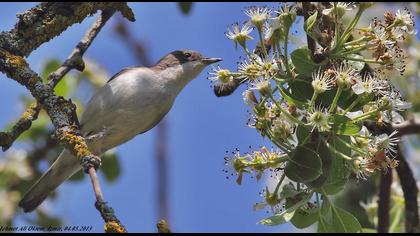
left=322, top=136, right=350, bottom=195
left=317, top=216, right=334, bottom=233
left=304, top=11, right=318, bottom=33
left=54, top=79, right=69, bottom=97
left=41, top=59, right=61, bottom=82
left=307, top=141, right=332, bottom=188
left=285, top=145, right=322, bottom=183
left=280, top=183, right=299, bottom=199
left=321, top=198, right=331, bottom=215
left=291, top=207, right=320, bottom=229
left=258, top=194, right=311, bottom=226
left=389, top=198, right=404, bottom=232
left=289, top=77, right=314, bottom=103
left=362, top=228, right=377, bottom=233
left=100, top=153, right=121, bottom=182
left=331, top=206, right=362, bottom=233
left=278, top=86, right=306, bottom=108
left=68, top=169, right=85, bottom=181
left=291, top=47, right=321, bottom=77
left=331, top=114, right=361, bottom=135
left=178, top=2, right=193, bottom=15
left=303, top=11, right=318, bottom=42
left=296, top=124, right=310, bottom=145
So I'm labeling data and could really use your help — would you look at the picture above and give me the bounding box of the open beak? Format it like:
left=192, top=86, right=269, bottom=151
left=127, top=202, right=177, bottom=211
left=201, top=57, right=223, bottom=65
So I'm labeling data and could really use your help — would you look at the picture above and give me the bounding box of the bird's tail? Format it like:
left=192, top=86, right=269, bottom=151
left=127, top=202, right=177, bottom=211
left=18, top=149, right=81, bottom=213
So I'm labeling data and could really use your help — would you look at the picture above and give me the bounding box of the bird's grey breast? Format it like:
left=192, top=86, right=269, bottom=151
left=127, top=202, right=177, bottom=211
left=80, top=67, right=177, bottom=152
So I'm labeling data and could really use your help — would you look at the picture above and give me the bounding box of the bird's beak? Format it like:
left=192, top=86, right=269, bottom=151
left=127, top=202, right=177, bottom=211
left=201, top=57, right=223, bottom=65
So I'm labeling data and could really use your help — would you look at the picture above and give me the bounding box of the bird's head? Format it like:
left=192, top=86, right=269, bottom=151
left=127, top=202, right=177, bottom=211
left=153, top=50, right=222, bottom=83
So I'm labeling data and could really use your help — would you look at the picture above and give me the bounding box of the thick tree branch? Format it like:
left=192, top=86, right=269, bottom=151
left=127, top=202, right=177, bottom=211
left=0, top=2, right=134, bottom=57
left=0, top=2, right=135, bottom=233
left=377, top=170, right=392, bottom=233
left=393, top=118, right=420, bottom=137
left=395, top=146, right=420, bottom=233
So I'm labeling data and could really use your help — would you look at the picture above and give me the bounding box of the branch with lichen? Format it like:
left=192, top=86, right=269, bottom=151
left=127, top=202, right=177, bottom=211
left=0, top=101, right=41, bottom=151
left=157, top=220, right=171, bottom=233
left=0, top=2, right=135, bottom=233
left=0, top=2, right=134, bottom=57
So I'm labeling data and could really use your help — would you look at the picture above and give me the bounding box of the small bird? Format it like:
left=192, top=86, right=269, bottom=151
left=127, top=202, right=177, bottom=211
left=19, top=50, right=222, bottom=212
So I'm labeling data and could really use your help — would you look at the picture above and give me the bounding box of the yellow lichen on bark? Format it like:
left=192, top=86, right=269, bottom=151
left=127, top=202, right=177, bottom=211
left=59, top=130, right=91, bottom=160
left=104, top=221, right=127, bottom=233
left=1, top=49, right=27, bottom=68
left=21, top=102, right=39, bottom=120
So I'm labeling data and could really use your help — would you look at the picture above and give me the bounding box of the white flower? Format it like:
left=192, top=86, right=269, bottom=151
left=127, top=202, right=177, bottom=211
left=242, top=89, right=257, bottom=106
left=208, top=66, right=233, bottom=84
left=334, top=62, right=357, bottom=89
left=390, top=26, right=406, bottom=42
left=395, top=8, right=417, bottom=35
left=322, top=2, right=355, bottom=18
left=372, top=130, right=400, bottom=156
left=245, top=6, right=272, bottom=31
left=255, top=56, right=279, bottom=78
left=264, top=17, right=283, bottom=41
left=272, top=115, right=294, bottom=141
left=238, top=59, right=260, bottom=80
left=274, top=4, right=297, bottom=28
left=250, top=77, right=271, bottom=96
left=369, top=24, right=395, bottom=50
left=351, top=74, right=381, bottom=95
left=381, top=110, right=405, bottom=125
left=225, top=22, right=253, bottom=48
left=307, top=107, right=332, bottom=132
left=311, top=69, right=333, bottom=94
left=385, top=90, right=412, bottom=111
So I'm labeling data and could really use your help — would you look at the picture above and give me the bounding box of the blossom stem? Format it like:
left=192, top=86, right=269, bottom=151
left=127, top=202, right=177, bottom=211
left=352, top=109, right=379, bottom=122
left=242, top=45, right=257, bottom=63
left=283, top=26, right=292, bottom=77
left=329, top=86, right=343, bottom=113
left=269, top=94, right=305, bottom=126
left=315, top=192, right=321, bottom=209
left=274, top=173, right=286, bottom=195
left=343, top=36, right=368, bottom=46
left=336, top=6, right=364, bottom=49
left=343, top=56, right=386, bottom=65
left=257, top=29, right=269, bottom=60
left=341, top=45, right=367, bottom=56
left=335, top=136, right=366, bottom=156
left=309, top=91, right=319, bottom=112
left=321, top=138, right=353, bottom=160
left=333, top=2, right=340, bottom=48
left=342, top=95, right=364, bottom=115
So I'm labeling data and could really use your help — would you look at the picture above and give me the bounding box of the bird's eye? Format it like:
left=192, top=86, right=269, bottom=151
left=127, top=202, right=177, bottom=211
left=184, top=52, right=191, bottom=58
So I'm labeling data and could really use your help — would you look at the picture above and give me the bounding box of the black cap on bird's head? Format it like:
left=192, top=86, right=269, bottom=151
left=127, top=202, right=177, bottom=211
left=153, top=50, right=222, bottom=70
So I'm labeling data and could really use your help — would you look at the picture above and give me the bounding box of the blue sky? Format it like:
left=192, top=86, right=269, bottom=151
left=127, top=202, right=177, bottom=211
left=0, top=2, right=293, bottom=233
left=1, top=2, right=417, bottom=233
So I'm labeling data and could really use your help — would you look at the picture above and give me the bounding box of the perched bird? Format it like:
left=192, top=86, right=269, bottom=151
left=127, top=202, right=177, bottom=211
left=19, top=50, right=222, bottom=212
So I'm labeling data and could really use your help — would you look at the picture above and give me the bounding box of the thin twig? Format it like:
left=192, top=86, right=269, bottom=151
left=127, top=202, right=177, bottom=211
left=377, top=170, right=392, bottom=233
left=302, top=2, right=316, bottom=57
left=157, top=220, right=171, bottom=233
left=395, top=146, right=420, bottom=233
left=48, top=10, right=115, bottom=88
left=0, top=101, right=41, bottom=151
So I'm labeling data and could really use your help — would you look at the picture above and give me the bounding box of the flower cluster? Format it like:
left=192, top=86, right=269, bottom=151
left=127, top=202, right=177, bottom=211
left=212, top=2, right=415, bottom=229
